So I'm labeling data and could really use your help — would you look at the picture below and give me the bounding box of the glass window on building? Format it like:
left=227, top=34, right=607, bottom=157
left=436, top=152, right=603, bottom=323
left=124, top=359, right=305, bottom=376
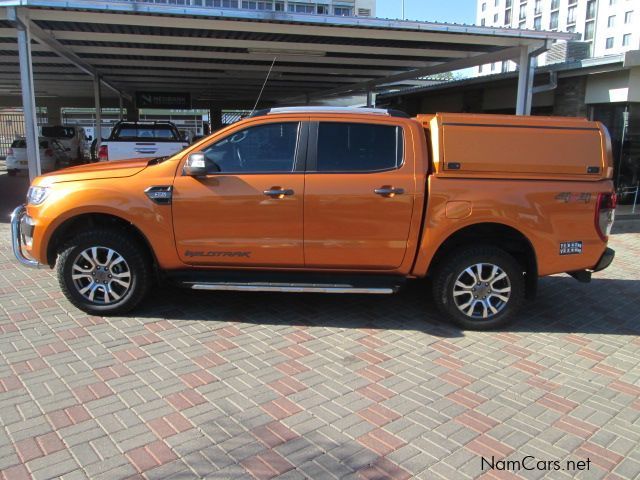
left=567, top=25, right=576, bottom=32
left=481, top=18, right=486, bottom=25
left=623, top=33, right=631, bottom=46
left=214, top=0, right=239, bottom=6
left=551, top=0, right=559, bottom=9
left=506, top=0, right=512, bottom=7
left=494, top=0, right=499, bottom=6
left=534, top=16, right=541, bottom=29
left=550, top=11, right=559, bottom=29
left=568, top=0, right=577, bottom=5
left=584, top=20, right=595, bottom=39
left=606, top=37, right=614, bottom=48
left=519, top=3, right=527, bottom=20
left=519, top=19, right=526, bottom=28
left=482, top=2, right=486, bottom=11
left=275, top=1, right=284, bottom=10
left=609, top=0, right=616, bottom=5
left=505, top=9, right=512, bottom=24
left=334, top=6, right=351, bottom=15
left=316, top=4, right=328, bottom=14
left=586, top=0, right=596, bottom=19
left=567, top=6, right=576, bottom=24
left=289, top=3, right=314, bottom=13
left=534, top=0, right=541, bottom=14
left=608, top=15, right=616, bottom=27
left=625, top=11, right=633, bottom=24
left=494, top=13, right=499, bottom=22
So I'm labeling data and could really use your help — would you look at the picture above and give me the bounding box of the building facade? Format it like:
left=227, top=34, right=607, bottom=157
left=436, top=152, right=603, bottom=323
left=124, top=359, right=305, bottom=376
left=127, top=0, right=375, bottom=16
left=476, top=0, right=639, bottom=74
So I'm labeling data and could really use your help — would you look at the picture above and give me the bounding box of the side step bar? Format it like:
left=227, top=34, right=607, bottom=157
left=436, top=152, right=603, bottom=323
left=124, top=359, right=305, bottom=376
left=187, top=282, right=397, bottom=295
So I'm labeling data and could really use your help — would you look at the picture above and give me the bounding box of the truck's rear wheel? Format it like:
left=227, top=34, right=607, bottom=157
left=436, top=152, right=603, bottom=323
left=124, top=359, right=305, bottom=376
left=432, top=246, right=525, bottom=330
left=56, top=229, right=150, bottom=315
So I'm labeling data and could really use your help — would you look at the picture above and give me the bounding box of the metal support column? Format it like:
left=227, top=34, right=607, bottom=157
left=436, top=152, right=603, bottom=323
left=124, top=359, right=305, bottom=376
left=14, top=9, right=41, bottom=180
left=366, top=90, right=374, bottom=108
left=94, top=75, right=102, bottom=153
left=118, top=94, right=124, bottom=121
left=515, top=46, right=534, bottom=116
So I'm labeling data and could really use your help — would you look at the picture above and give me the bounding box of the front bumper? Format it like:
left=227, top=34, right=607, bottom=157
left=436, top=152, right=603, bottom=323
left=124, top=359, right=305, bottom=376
left=10, top=205, right=42, bottom=268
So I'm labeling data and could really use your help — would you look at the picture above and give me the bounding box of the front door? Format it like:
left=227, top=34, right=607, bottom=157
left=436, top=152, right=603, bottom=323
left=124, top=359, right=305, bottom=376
left=304, top=120, right=415, bottom=270
left=173, top=121, right=307, bottom=267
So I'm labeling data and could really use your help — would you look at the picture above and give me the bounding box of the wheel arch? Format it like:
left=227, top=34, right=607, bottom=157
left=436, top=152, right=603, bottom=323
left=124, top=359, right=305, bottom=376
left=46, top=212, right=158, bottom=273
left=427, top=222, right=538, bottom=299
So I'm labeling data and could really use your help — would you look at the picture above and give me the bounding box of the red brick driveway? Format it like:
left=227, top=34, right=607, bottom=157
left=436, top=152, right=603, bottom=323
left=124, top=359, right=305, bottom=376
left=1, top=172, right=639, bottom=479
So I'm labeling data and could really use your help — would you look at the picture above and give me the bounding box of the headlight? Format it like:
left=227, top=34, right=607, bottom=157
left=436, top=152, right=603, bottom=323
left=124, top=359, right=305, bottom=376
left=27, top=186, right=50, bottom=205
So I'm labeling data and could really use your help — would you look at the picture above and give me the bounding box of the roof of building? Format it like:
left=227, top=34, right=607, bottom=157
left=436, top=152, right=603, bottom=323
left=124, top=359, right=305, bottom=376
left=377, top=53, right=628, bottom=99
left=0, top=0, right=575, bottom=105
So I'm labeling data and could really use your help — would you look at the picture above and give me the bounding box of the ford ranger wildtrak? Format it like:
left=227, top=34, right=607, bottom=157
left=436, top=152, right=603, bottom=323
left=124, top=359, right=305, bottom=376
left=11, top=107, right=616, bottom=329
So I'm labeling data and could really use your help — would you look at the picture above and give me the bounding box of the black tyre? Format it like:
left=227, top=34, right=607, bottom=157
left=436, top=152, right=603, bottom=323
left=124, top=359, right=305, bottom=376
left=7, top=169, right=17, bottom=176
left=432, top=246, right=525, bottom=330
left=56, top=228, right=151, bottom=315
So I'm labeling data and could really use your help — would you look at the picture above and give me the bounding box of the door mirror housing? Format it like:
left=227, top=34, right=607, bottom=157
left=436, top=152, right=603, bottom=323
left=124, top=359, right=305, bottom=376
left=183, top=152, right=208, bottom=176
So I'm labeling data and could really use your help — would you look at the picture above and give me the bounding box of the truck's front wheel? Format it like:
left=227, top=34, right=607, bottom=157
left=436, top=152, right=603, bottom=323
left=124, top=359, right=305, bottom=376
left=56, top=229, right=151, bottom=315
left=432, top=246, right=525, bottom=330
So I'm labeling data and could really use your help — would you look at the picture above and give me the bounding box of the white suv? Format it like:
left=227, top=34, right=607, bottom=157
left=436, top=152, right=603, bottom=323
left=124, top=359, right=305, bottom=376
left=41, top=125, right=88, bottom=163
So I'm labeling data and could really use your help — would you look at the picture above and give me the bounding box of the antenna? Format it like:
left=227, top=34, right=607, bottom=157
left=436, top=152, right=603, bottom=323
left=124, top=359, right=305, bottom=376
left=250, top=57, right=277, bottom=116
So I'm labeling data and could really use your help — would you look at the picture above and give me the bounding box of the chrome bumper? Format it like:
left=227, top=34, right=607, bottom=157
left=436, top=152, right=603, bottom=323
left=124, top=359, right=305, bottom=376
left=10, top=205, right=41, bottom=268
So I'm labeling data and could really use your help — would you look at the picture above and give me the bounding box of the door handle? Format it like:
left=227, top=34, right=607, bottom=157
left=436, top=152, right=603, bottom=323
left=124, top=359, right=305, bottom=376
left=374, top=186, right=405, bottom=197
left=263, top=188, right=294, bottom=198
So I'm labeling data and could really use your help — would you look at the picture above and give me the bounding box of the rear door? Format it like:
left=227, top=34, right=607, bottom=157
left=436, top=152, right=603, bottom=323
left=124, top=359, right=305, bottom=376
left=303, top=119, right=415, bottom=270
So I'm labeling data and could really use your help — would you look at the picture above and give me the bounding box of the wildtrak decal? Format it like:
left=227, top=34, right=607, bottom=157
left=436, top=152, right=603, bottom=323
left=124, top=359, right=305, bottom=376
left=185, top=251, right=251, bottom=258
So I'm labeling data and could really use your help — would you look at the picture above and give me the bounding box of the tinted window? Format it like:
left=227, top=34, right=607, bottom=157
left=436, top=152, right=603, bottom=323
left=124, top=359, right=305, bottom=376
left=114, top=125, right=179, bottom=141
left=202, top=122, right=299, bottom=174
left=316, top=123, right=403, bottom=172
left=42, top=126, right=75, bottom=138
left=11, top=139, right=26, bottom=148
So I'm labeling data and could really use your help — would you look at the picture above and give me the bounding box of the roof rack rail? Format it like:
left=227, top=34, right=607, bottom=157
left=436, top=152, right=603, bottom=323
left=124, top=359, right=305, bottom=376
left=248, top=106, right=410, bottom=118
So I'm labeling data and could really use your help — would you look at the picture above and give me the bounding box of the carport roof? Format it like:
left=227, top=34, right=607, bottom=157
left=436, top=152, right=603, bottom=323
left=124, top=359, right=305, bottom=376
left=0, top=0, right=575, bottom=106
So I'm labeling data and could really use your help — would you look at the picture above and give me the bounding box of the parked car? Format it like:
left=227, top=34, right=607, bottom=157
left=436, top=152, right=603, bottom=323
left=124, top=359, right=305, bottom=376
left=41, top=125, right=88, bottom=164
left=11, top=108, right=616, bottom=329
left=6, top=137, right=69, bottom=176
left=98, top=121, right=189, bottom=162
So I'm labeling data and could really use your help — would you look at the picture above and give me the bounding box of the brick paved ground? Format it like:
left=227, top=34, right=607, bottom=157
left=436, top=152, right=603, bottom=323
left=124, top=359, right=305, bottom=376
left=1, top=171, right=640, bottom=479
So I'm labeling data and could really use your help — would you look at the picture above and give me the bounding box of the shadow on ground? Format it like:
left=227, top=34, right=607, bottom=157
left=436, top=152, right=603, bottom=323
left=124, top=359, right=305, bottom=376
left=132, top=275, right=640, bottom=338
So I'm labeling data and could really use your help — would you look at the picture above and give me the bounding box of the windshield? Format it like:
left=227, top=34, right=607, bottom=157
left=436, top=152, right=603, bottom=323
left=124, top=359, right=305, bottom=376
left=42, top=126, right=75, bottom=138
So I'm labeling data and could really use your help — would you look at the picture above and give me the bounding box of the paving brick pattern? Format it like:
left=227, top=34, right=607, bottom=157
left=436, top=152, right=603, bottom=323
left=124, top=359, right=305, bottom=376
left=0, top=219, right=639, bottom=479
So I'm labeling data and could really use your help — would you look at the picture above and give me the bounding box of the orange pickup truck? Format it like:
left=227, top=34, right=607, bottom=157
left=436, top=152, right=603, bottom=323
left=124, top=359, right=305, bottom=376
left=11, top=107, right=616, bottom=329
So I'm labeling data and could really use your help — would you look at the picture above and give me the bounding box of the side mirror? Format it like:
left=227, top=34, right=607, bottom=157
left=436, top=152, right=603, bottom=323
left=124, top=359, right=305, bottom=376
left=183, top=152, right=208, bottom=176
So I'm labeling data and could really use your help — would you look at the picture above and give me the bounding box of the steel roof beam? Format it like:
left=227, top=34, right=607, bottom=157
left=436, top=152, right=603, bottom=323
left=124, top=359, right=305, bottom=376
left=281, top=44, right=528, bottom=103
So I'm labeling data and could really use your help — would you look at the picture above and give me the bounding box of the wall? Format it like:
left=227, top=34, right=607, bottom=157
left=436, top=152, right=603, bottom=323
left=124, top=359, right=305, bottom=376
left=555, top=75, right=588, bottom=117
left=585, top=69, right=630, bottom=104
